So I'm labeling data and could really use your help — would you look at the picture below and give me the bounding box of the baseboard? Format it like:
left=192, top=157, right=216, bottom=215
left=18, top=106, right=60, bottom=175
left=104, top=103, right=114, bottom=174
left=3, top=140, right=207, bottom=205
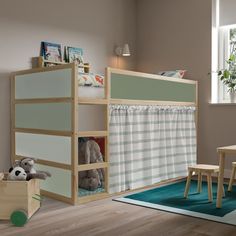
left=224, top=169, right=232, bottom=179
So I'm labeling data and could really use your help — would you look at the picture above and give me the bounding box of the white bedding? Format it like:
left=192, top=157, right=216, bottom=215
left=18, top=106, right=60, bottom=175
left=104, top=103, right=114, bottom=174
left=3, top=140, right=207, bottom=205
left=78, top=86, right=105, bottom=98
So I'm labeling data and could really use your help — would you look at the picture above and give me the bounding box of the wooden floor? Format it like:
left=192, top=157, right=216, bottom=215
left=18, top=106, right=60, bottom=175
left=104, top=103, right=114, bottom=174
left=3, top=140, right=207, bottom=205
left=1, top=188, right=236, bottom=236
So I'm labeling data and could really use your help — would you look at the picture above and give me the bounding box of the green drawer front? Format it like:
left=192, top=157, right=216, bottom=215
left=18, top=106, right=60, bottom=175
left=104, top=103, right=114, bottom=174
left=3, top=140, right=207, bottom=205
left=111, top=73, right=196, bottom=102
left=15, top=68, right=72, bottom=99
left=15, top=103, right=71, bottom=131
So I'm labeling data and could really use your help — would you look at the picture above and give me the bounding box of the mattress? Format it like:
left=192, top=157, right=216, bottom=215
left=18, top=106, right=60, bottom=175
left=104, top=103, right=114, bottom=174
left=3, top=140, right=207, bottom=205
left=78, top=72, right=104, bottom=87
left=78, top=86, right=105, bottom=98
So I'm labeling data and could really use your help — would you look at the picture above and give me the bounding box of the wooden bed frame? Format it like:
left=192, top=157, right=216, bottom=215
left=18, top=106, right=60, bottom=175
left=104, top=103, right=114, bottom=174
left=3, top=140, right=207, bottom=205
left=11, top=63, right=198, bottom=205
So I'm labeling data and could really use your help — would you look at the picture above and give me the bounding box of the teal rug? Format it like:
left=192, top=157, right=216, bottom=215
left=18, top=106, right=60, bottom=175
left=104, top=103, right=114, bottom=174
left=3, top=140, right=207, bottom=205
left=115, top=180, right=236, bottom=226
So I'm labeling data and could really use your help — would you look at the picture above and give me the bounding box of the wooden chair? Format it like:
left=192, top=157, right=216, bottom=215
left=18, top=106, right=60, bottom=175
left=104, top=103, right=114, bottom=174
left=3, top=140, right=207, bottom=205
left=228, top=162, right=236, bottom=191
left=184, top=164, right=225, bottom=202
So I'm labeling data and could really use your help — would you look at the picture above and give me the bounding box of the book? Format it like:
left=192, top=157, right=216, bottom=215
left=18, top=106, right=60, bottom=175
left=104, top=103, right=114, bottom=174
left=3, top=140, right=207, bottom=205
left=66, top=46, right=84, bottom=72
left=41, top=41, right=62, bottom=62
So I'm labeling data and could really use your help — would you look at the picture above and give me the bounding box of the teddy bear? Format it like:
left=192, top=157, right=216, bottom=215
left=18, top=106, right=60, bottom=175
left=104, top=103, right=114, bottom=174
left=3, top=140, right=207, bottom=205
left=14, top=157, right=51, bottom=180
left=78, top=139, right=105, bottom=190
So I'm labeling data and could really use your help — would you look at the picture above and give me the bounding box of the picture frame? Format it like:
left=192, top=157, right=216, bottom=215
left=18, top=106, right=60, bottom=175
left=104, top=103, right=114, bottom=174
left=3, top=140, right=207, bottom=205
left=41, top=41, right=62, bottom=62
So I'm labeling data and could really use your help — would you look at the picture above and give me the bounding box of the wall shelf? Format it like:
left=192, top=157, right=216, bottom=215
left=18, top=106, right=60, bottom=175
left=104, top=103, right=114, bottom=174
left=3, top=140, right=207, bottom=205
left=37, top=56, right=90, bottom=69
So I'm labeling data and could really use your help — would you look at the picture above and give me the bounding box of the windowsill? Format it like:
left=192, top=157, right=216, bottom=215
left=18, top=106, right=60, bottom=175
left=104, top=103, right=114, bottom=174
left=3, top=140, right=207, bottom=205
left=209, top=102, right=236, bottom=106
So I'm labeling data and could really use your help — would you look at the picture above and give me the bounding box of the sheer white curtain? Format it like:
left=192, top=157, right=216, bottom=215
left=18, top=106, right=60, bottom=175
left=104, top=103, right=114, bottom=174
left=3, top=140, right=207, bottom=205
left=109, top=105, right=196, bottom=194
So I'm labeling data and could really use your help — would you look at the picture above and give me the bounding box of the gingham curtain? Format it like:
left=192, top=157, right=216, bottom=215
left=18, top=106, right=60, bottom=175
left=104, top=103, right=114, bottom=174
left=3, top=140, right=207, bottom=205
left=109, top=105, right=196, bottom=194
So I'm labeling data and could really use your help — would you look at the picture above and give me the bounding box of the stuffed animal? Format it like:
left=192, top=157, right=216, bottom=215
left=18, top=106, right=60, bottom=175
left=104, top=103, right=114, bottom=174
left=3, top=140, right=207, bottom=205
left=8, top=166, right=27, bottom=181
left=14, top=157, right=51, bottom=180
left=79, top=170, right=100, bottom=191
left=78, top=140, right=105, bottom=190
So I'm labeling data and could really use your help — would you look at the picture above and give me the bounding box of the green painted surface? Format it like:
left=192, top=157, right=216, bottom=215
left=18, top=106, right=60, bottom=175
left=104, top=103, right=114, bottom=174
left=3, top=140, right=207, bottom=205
left=125, top=180, right=236, bottom=217
left=10, top=210, right=28, bottom=227
left=35, top=164, right=71, bottom=198
left=111, top=73, right=196, bottom=102
left=15, top=103, right=71, bottom=131
left=15, top=69, right=72, bottom=99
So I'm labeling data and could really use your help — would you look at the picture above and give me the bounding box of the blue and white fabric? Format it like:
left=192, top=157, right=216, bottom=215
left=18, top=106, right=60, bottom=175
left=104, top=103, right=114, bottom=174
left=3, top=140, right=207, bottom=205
left=109, top=105, right=196, bottom=194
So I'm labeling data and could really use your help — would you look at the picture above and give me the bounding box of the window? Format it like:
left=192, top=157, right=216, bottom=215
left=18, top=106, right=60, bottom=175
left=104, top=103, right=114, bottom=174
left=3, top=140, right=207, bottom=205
left=217, top=26, right=236, bottom=102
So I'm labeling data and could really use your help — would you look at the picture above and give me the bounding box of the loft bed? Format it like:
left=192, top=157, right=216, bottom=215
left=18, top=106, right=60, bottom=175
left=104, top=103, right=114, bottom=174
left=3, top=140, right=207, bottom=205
left=108, top=69, right=197, bottom=194
left=11, top=63, right=198, bottom=205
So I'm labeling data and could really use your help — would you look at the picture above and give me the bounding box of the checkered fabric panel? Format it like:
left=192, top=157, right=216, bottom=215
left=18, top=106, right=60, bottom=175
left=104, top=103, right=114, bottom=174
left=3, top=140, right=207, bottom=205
left=109, top=105, right=196, bottom=194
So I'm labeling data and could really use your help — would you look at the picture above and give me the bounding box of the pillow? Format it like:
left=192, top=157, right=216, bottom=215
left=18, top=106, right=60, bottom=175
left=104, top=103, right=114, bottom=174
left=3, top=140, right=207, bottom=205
left=78, top=73, right=104, bottom=87
left=158, top=70, right=187, bottom=79
left=78, top=73, right=93, bottom=86
left=93, top=74, right=104, bottom=87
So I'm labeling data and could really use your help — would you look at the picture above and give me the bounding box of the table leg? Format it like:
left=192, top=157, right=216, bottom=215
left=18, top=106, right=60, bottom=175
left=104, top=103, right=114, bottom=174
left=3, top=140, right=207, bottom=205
left=197, top=171, right=202, bottom=193
left=184, top=170, right=193, bottom=198
left=216, top=152, right=225, bottom=208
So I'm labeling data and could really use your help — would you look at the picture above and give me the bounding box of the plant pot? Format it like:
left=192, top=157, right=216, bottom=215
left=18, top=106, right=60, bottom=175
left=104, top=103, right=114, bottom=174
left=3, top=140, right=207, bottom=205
left=229, top=91, right=236, bottom=103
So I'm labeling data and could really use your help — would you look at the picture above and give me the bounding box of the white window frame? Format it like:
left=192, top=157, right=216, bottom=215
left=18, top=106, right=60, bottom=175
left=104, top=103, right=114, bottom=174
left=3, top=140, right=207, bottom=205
left=218, top=27, right=230, bottom=103
left=211, top=0, right=236, bottom=103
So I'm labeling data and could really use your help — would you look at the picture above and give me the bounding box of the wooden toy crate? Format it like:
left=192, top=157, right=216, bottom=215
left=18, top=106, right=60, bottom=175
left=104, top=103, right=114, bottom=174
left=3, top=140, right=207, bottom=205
left=0, top=173, right=40, bottom=225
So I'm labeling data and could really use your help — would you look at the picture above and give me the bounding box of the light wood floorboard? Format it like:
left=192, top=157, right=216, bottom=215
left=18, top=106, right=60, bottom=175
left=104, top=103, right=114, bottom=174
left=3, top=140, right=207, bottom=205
left=0, top=188, right=236, bottom=236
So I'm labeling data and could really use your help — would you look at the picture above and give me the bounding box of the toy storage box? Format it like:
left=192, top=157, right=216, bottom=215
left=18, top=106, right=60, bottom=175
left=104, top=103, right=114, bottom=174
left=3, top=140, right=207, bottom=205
left=0, top=173, right=40, bottom=220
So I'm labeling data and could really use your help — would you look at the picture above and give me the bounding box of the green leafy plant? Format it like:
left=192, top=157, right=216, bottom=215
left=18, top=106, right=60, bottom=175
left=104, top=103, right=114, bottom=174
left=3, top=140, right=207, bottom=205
left=218, top=54, right=236, bottom=92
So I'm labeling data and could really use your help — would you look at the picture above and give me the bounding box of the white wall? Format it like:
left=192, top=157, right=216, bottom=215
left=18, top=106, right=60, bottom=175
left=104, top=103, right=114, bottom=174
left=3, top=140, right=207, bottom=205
left=136, top=0, right=236, bottom=176
left=2, top=0, right=236, bottom=177
left=220, top=0, right=236, bottom=26
left=0, top=0, right=137, bottom=171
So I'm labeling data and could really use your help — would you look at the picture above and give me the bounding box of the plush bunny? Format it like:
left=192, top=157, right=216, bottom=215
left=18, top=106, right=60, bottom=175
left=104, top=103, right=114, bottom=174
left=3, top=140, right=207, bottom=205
left=79, top=170, right=100, bottom=191
left=78, top=140, right=105, bottom=190
left=14, top=157, right=51, bottom=180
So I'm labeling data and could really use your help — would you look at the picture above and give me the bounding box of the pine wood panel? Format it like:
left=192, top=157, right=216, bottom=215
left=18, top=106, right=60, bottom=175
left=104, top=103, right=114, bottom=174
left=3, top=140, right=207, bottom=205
left=78, top=163, right=108, bottom=172
left=78, top=98, right=108, bottom=105
left=110, top=98, right=196, bottom=106
left=108, top=67, right=197, bottom=84
left=0, top=178, right=40, bottom=220
left=78, top=131, right=108, bottom=137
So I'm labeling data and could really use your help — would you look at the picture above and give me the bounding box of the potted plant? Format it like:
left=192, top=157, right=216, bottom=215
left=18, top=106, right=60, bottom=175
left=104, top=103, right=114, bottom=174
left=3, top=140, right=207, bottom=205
left=218, top=53, right=236, bottom=102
